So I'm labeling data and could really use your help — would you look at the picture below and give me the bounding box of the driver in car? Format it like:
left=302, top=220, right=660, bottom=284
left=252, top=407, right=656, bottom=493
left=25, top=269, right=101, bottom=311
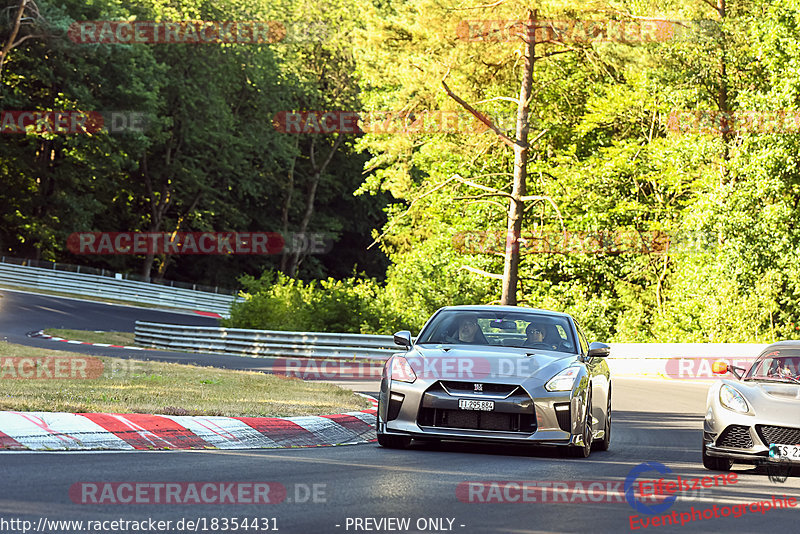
left=774, top=359, right=799, bottom=380
left=524, top=323, right=557, bottom=350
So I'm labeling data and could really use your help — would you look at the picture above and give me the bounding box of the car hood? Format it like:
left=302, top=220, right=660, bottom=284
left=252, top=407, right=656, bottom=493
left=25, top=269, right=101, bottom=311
left=402, top=344, right=579, bottom=383
left=719, top=379, right=800, bottom=418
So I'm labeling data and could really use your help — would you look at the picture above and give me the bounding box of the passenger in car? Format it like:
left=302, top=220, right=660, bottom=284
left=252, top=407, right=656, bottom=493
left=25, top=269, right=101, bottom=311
left=446, top=314, right=489, bottom=344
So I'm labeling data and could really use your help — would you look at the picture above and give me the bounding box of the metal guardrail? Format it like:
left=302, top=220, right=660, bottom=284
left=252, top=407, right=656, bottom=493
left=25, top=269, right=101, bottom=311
left=134, top=323, right=772, bottom=378
left=135, top=322, right=398, bottom=359
left=0, top=262, right=242, bottom=316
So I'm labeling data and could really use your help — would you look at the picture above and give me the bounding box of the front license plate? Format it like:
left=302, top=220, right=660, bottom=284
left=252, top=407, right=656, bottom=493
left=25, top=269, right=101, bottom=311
left=458, top=399, right=494, bottom=411
left=770, top=443, right=800, bottom=461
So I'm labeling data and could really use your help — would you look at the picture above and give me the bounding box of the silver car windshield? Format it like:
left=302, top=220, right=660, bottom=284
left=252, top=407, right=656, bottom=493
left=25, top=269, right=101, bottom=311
left=744, top=349, right=800, bottom=383
left=416, top=310, right=576, bottom=353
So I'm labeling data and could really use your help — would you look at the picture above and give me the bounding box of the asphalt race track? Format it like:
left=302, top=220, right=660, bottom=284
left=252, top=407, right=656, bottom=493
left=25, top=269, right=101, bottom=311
left=1, top=288, right=798, bottom=533
left=0, top=289, right=287, bottom=374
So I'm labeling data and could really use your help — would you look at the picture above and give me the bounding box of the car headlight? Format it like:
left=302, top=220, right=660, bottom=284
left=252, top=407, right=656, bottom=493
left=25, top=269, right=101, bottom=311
left=545, top=367, right=580, bottom=392
left=719, top=384, right=750, bottom=413
left=386, top=356, right=416, bottom=383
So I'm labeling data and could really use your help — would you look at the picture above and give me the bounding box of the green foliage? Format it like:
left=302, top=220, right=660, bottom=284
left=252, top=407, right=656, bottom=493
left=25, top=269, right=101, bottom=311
left=0, top=0, right=387, bottom=284
left=8, top=0, right=800, bottom=345
left=349, top=0, right=800, bottom=344
left=224, top=271, right=410, bottom=334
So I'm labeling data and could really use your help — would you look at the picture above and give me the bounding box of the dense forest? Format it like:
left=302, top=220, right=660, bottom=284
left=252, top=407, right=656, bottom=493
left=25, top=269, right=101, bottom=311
left=3, top=0, right=800, bottom=343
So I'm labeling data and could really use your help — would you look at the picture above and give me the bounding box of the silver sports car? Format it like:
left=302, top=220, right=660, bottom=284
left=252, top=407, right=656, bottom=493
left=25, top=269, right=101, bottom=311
left=376, top=305, right=612, bottom=457
left=703, top=341, right=800, bottom=471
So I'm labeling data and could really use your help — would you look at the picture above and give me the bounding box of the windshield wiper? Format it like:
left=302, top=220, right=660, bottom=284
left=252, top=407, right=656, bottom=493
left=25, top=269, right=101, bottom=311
left=745, top=375, right=800, bottom=384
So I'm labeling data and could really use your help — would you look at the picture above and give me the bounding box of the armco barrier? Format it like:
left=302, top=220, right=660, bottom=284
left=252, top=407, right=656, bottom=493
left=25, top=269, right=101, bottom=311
left=0, top=262, right=241, bottom=317
left=134, top=322, right=399, bottom=359
left=134, top=322, right=771, bottom=378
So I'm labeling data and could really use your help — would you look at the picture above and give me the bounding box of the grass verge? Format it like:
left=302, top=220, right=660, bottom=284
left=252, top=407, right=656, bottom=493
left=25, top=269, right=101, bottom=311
left=0, top=341, right=370, bottom=416
left=44, top=329, right=136, bottom=346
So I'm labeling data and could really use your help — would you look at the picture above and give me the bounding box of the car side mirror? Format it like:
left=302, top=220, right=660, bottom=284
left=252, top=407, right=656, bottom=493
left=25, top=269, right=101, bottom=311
left=712, top=360, right=744, bottom=379
left=587, top=342, right=610, bottom=358
left=393, top=331, right=412, bottom=349
left=712, top=361, right=728, bottom=374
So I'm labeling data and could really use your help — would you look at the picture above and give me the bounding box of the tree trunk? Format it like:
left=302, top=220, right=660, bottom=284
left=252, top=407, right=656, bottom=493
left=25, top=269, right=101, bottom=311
left=286, top=135, right=342, bottom=277
left=500, top=10, right=536, bottom=306
left=716, top=0, right=731, bottom=183
left=140, top=151, right=172, bottom=280
left=0, top=0, right=29, bottom=81
left=279, top=137, right=299, bottom=274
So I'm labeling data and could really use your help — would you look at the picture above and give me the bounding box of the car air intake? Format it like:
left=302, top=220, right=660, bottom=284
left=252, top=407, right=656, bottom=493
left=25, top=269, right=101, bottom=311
left=757, top=425, right=800, bottom=446
left=716, top=425, right=753, bottom=448
left=554, top=403, right=571, bottom=432
left=387, top=392, right=404, bottom=421
left=417, top=408, right=536, bottom=432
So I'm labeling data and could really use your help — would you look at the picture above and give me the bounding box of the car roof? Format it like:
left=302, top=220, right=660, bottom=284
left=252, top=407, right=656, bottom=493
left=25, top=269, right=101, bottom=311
left=761, top=340, right=800, bottom=351
left=435, top=305, right=573, bottom=319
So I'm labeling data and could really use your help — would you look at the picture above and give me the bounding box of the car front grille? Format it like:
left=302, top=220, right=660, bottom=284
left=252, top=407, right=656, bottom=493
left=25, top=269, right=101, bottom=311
left=417, top=408, right=536, bottom=432
left=439, top=381, right=518, bottom=397
left=757, top=425, right=800, bottom=446
left=418, top=381, right=536, bottom=433
left=716, top=425, right=753, bottom=448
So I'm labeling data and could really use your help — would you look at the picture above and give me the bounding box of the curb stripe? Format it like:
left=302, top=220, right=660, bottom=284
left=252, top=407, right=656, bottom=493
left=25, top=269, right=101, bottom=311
left=291, top=416, right=357, bottom=445
left=81, top=414, right=215, bottom=449
left=0, top=412, right=133, bottom=450
left=232, top=417, right=318, bottom=447
left=160, top=415, right=279, bottom=449
left=0, top=429, right=27, bottom=450
left=0, top=398, right=377, bottom=451
left=321, top=413, right=375, bottom=437
left=30, top=330, right=150, bottom=351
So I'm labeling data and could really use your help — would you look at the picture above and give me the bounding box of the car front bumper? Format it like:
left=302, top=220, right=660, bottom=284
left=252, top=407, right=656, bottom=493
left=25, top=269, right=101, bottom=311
left=378, top=376, right=589, bottom=447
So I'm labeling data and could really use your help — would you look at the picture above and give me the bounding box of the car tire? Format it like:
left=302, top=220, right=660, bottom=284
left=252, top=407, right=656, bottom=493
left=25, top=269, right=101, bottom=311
left=377, top=433, right=411, bottom=449
left=702, top=439, right=732, bottom=471
left=594, top=387, right=611, bottom=452
left=567, top=392, right=592, bottom=458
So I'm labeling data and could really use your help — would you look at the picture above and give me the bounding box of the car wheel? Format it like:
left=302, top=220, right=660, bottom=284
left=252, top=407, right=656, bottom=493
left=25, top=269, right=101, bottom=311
left=377, top=433, right=411, bottom=449
left=567, top=393, right=592, bottom=458
left=702, top=439, right=732, bottom=471
left=593, top=387, right=611, bottom=452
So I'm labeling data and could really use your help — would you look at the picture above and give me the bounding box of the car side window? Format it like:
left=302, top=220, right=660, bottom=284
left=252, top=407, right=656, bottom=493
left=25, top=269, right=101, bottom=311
left=575, top=322, right=589, bottom=355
